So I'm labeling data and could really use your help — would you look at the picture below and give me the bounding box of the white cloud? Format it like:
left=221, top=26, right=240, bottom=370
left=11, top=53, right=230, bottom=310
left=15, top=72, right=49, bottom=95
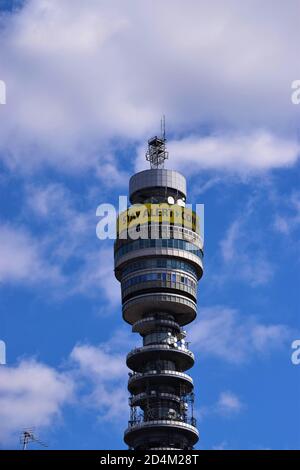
left=189, top=306, right=290, bottom=363
left=72, top=247, right=120, bottom=307
left=70, top=343, right=128, bottom=421
left=220, top=219, right=241, bottom=263
left=274, top=192, right=300, bottom=235
left=251, top=324, right=290, bottom=352
left=0, top=359, right=74, bottom=447
left=68, top=330, right=138, bottom=422
left=136, top=131, right=300, bottom=174
left=0, top=330, right=134, bottom=446
left=0, top=183, right=119, bottom=307
left=0, top=316, right=290, bottom=447
left=0, top=223, right=63, bottom=285
left=219, top=209, right=274, bottom=286
left=0, top=0, right=299, bottom=173
left=71, top=344, right=126, bottom=381
left=70, top=324, right=142, bottom=423
left=212, top=440, right=229, bottom=450
left=216, top=391, right=243, bottom=415
left=25, top=182, right=92, bottom=261
left=198, top=390, right=244, bottom=423
left=0, top=180, right=121, bottom=312
left=69, top=330, right=136, bottom=422
left=26, top=183, right=73, bottom=218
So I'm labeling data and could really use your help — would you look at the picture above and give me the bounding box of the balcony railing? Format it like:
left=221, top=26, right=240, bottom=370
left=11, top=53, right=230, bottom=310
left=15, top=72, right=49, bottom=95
left=128, top=369, right=193, bottom=383
left=127, top=344, right=194, bottom=360
left=129, top=415, right=196, bottom=426
left=126, top=418, right=198, bottom=433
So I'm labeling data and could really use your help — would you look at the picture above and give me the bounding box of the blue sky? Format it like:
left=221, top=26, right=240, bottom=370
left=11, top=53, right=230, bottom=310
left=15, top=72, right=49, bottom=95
left=0, top=0, right=299, bottom=450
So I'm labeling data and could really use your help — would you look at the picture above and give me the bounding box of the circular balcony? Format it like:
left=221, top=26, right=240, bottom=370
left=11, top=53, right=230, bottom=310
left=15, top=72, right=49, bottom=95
left=132, top=316, right=181, bottom=335
left=121, top=278, right=197, bottom=305
left=115, top=247, right=203, bottom=281
left=128, top=370, right=194, bottom=395
left=130, top=392, right=181, bottom=408
left=124, top=419, right=199, bottom=448
left=114, top=235, right=203, bottom=260
left=118, top=256, right=199, bottom=280
left=123, top=292, right=197, bottom=326
left=127, top=345, right=194, bottom=372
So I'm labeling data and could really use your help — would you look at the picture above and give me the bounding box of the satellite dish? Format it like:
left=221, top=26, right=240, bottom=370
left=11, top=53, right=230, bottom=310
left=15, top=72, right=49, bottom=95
left=177, top=199, right=185, bottom=207
left=167, top=196, right=175, bottom=205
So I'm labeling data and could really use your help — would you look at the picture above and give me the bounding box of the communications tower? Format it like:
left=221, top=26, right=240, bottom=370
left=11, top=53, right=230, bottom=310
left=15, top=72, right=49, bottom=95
left=114, top=125, right=204, bottom=450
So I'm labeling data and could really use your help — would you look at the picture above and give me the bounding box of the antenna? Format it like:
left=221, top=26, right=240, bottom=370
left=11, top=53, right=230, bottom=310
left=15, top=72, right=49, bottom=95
left=20, top=428, right=48, bottom=450
left=161, top=115, right=166, bottom=142
left=146, top=115, right=169, bottom=169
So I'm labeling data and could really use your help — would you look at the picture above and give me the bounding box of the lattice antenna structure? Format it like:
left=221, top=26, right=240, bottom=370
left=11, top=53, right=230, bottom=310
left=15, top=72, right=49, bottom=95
left=146, top=116, right=169, bottom=169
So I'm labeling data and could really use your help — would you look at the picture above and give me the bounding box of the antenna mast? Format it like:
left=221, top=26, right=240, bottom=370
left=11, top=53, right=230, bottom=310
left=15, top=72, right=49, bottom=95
left=20, top=429, right=48, bottom=450
left=146, top=116, right=169, bottom=169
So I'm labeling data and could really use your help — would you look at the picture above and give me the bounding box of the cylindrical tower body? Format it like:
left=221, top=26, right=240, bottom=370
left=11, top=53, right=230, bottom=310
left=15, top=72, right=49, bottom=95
left=114, top=145, right=203, bottom=450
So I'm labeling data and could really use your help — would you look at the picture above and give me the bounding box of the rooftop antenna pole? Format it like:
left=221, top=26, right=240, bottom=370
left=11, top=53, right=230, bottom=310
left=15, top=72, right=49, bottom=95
left=161, top=114, right=166, bottom=142
left=20, top=429, right=48, bottom=450
left=146, top=116, right=169, bottom=169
